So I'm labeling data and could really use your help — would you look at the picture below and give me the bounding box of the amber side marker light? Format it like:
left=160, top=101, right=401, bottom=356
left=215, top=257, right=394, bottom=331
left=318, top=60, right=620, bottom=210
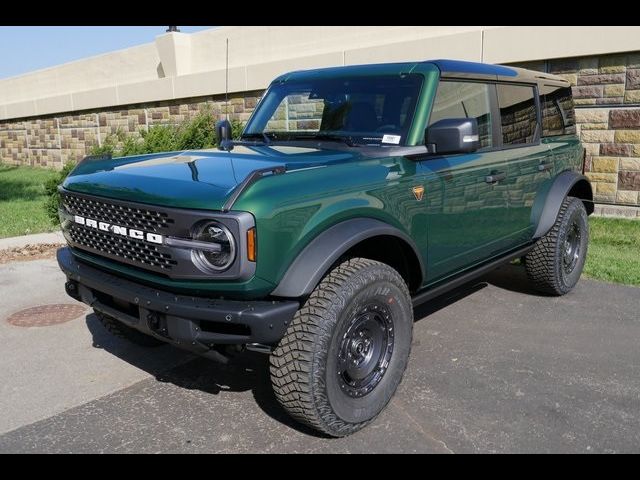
left=247, top=227, right=257, bottom=262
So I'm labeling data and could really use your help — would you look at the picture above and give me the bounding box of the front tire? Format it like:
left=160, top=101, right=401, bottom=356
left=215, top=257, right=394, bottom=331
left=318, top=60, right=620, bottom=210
left=525, top=196, right=589, bottom=295
left=270, top=258, right=413, bottom=437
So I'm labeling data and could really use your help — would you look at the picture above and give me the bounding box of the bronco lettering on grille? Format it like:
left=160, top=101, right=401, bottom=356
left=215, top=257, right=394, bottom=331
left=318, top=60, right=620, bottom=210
left=73, top=215, right=164, bottom=244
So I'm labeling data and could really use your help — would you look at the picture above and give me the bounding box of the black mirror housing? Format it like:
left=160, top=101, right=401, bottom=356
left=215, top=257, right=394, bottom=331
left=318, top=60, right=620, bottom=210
left=215, top=119, right=234, bottom=151
left=425, top=118, right=480, bottom=155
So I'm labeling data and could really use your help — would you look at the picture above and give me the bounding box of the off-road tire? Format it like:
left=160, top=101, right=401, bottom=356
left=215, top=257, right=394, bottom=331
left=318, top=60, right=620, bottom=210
left=95, top=309, right=166, bottom=347
left=525, top=196, right=589, bottom=295
left=270, top=258, right=413, bottom=437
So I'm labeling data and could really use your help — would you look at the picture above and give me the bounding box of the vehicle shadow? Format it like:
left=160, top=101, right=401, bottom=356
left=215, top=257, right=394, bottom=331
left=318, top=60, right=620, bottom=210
left=480, top=261, right=551, bottom=296
left=413, top=281, right=488, bottom=321
left=85, top=312, right=326, bottom=437
left=83, top=264, right=541, bottom=438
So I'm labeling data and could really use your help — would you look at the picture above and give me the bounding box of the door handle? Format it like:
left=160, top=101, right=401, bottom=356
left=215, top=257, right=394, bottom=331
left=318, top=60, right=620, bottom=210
left=538, top=162, right=553, bottom=172
left=485, top=172, right=506, bottom=184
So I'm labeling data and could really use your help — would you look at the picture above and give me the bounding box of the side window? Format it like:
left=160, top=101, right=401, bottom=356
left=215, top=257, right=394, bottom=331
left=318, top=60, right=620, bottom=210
left=429, top=81, right=493, bottom=150
left=539, top=85, right=576, bottom=137
left=497, top=84, right=538, bottom=146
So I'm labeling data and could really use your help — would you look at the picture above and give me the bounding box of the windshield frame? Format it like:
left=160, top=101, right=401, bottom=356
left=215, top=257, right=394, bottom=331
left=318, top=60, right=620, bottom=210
left=242, top=73, right=425, bottom=147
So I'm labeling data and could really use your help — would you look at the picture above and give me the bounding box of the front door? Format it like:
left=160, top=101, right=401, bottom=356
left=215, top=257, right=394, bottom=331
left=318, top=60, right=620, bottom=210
left=421, top=80, right=512, bottom=282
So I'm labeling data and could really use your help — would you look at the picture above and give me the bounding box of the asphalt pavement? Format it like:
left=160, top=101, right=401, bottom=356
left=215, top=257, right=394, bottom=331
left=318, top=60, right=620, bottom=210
left=0, top=256, right=639, bottom=453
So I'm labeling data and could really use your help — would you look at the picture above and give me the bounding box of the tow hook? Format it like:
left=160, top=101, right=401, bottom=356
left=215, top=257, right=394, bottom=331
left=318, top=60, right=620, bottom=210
left=146, top=311, right=169, bottom=338
left=147, top=311, right=161, bottom=330
left=65, top=280, right=80, bottom=300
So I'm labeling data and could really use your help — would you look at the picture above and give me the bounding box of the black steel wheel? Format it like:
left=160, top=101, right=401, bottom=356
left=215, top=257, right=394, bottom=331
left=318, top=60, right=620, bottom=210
left=562, top=220, right=582, bottom=275
left=337, top=301, right=394, bottom=399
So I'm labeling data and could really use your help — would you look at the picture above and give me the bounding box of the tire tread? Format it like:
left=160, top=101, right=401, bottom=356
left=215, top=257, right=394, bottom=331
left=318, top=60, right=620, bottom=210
left=525, top=196, right=587, bottom=295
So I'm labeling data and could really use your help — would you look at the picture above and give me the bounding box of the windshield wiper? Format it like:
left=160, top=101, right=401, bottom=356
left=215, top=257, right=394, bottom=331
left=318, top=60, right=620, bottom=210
left=241, top=132, right=278, bottom=145
left=291, top=133, right=359, bottom=147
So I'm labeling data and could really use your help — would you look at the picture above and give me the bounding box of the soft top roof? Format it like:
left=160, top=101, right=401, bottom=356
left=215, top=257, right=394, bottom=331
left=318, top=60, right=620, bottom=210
left=429, top=59, right=569, bottom=87
left=275, top=59, right=569, bottom=88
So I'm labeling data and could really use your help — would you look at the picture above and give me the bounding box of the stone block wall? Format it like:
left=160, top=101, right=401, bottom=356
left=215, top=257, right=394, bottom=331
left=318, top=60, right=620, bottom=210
left=0, top=91, right=263, bottom=170
left=513, top=52, right=640, bottom=207
left=500, top=102, right=538, bottom=145
left=265, top=95, right=325, bottom=132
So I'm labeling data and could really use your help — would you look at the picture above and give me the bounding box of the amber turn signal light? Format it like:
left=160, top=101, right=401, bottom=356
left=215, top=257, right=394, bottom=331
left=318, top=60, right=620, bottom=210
left=247, top=227, right=257, bottom=262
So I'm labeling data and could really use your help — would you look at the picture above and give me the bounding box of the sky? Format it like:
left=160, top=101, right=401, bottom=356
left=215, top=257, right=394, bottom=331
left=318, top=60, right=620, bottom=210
left=0, top=26, right=216, bottom=79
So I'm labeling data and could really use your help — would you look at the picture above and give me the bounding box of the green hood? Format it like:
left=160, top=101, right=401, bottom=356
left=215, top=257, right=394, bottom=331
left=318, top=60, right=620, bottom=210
left=63, top=145, right=360, bottom=210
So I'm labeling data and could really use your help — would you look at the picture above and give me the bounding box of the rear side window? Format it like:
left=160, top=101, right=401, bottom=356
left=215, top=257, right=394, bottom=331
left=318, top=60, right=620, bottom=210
left=539, top=85, right=576, bottom=137
left=497, top=84, right=538, bottom=146
left=429, top=81, right=493, bottom=150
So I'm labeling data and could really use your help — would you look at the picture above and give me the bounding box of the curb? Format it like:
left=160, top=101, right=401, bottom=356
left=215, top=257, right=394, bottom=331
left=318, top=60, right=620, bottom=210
left=593, top=204, right=640, bottom=219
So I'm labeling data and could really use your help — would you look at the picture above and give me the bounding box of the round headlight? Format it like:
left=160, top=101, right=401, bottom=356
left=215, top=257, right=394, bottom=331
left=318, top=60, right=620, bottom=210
left=192, top=221, right=236, bottom=272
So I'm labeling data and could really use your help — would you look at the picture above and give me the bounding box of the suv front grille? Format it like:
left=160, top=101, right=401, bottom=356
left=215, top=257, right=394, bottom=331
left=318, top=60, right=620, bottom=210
left=59, top=189, right=253, bottom=280
left=69, top=224, right=177, bottom=270
left=62, top=192, right=174, bottom=233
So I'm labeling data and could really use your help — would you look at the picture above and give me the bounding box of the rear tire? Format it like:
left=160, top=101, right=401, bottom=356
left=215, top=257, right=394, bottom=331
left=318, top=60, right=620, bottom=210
left=525, top=196, right=589, bottom=295
left=94, top=309, right=165, bottom=347
left=270, top=258, right=413, bottom=437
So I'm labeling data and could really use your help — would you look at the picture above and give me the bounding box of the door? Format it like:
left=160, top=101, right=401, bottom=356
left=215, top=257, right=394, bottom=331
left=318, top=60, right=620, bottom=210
left=495, top=83, right=553, bottom=248
left=420, top=80, right=512, bottom=282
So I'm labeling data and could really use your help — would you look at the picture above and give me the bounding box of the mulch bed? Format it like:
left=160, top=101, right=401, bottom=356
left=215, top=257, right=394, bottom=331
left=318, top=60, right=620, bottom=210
left=0, top=243, right=64, bottom=264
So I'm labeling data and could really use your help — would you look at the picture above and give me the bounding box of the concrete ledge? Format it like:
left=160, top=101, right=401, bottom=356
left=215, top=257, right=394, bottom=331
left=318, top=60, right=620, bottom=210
left=117, top=77, right=174, bottom=105
left=593, top=203, right=640, bottom=219
left=345, top=30, right=483, bottom=65
left=4, top=100, right=37, bottom=119
left=0, top=231, right=65, bottom=250
left=173, top=66, right=246, bottom=99
left=245, top=51, right=343, bottom=91
left=35, top=94, right=74, bottom=116
left=73, top=86, right=119, bottom=112
left=484, top=26, right=640, bottom=64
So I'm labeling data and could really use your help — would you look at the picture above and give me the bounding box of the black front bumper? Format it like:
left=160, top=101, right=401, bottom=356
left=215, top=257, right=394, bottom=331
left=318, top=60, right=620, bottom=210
left=57, top=247, right=299, bottom=353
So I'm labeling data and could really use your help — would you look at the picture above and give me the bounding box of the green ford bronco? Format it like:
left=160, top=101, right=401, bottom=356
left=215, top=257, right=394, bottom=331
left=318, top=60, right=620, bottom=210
left=58, top=59, right=592, bottom=437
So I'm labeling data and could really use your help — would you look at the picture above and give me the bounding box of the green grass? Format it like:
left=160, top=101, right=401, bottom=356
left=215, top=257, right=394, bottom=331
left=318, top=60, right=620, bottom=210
left=584, top=216, right=640, bottom=287
left=0, top=164, right=58, bottom=238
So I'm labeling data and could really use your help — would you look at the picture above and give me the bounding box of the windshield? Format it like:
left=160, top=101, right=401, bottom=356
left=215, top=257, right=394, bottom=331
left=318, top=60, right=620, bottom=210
left=243, top=74, right=423, bottom=146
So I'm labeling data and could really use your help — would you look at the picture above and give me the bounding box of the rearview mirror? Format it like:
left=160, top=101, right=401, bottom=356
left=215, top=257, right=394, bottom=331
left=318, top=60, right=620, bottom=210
left=425, top=118, right=479, bottom=155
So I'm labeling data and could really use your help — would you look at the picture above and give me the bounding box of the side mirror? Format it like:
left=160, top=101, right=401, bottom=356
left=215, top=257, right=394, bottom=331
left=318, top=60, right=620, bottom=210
left=425, top=118, right=480, bottom=155
left=215, top=119, right=234, bottom=151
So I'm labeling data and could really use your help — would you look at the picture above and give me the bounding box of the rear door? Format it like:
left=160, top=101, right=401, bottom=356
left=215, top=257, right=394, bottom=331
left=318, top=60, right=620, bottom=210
left=495, top=83, right=554, bottom=248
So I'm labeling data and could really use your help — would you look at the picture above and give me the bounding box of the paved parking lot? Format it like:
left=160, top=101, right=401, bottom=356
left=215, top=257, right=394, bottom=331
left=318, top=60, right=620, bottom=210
left=1, top=256, right=639, bottom=453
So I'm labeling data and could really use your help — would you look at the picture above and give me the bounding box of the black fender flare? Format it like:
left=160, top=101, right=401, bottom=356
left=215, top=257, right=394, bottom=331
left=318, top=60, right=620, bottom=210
left=270, top=218, right=424, bottom=298
left=533, top=171, right=593, bottom=239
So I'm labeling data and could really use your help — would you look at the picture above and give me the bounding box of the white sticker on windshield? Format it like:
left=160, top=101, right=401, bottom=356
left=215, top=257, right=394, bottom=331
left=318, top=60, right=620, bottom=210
left=382, top=134, right=401, bottom=145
